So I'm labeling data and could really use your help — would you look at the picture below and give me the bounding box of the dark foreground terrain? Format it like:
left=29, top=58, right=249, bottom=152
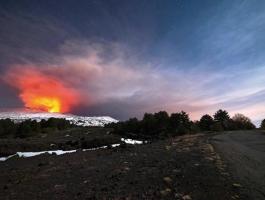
left=212, top=130, right=265, bottom=200
left=0, top=130, right=255, bottom=200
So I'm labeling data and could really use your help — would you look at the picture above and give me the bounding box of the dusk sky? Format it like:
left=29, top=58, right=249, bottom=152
left=0, top=0, right=265, bottom=123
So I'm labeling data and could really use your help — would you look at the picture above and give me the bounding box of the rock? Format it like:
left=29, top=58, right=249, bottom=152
left=232, top=183, right=242, bottom=188
left=173, top=169, right=181, bottom=173
left=38, top=161, right=49, bottom=167
left=182, top=194, right=192, bottom=200
left=165, top=145, right=171, bottom=150
left=175, top=193, right=182, bottom=198
left=163, top=177, right=173, bottom=184
left=124, top=167, right=130, bottom=171
left=160, top=188, right=172, bottom=196
left=54, top=184, right=66, bottom=192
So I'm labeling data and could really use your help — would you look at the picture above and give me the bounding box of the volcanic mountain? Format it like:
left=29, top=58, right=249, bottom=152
left=0, top=111, right=118, bottom=127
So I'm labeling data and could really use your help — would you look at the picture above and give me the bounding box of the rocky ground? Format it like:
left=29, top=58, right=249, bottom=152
left=0, top=131, right=250, bottom=200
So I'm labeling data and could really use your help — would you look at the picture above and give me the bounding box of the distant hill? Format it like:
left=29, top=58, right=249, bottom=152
left=0, top=111, right=118, bottom=127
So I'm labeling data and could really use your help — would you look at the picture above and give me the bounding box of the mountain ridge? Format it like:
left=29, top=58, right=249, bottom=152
left=0, top=111, right=118, bottom=127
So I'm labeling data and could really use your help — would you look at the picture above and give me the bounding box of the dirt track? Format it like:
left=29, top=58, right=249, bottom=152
left=0, top=133, right=246, bottom=200
left=212, top=130, right=265, bottom=200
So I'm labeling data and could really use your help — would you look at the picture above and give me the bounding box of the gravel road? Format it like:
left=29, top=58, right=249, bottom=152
left=212, top=130, right=265, bottom=200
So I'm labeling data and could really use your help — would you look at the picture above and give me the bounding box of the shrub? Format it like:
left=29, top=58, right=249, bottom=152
left=0, top=119, right=16, bottom=138
left=232, top=113, right=256, bottom=130
left=16, top=120, right=35, bottom=138
left=210, top=122, right=224, bottom=132
left=0, top=118, right=74, bottom=138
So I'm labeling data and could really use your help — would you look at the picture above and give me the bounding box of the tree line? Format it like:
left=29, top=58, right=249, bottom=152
left=0, top=118, right=74, bottom=138
left=107, top=109, right=258, bottom=139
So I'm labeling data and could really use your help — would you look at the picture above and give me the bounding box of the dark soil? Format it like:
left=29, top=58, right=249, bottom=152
left=0, top=132, right=248, bottom=200
left=0, top=127, right=120, bottom=156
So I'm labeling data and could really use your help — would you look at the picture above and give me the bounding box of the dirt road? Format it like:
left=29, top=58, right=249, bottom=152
left=212, top=130, right=265, bottom=200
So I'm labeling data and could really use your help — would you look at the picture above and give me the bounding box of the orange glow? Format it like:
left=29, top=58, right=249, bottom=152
left=31, top=97, right=61, bottom=113
left=4, top=66, right=81, bottom=113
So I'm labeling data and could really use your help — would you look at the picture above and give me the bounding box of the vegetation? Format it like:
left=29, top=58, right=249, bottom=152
left=232, top=113, right=256, bottom=130
left=0, top=110, right=257, bottom=139
left=199, top=114, right=214, bottom=131
left=0, top=118, right=74, bottom=138
left=107, top=110, right=256, bottom=139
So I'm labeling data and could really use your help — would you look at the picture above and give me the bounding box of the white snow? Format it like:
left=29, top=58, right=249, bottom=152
left=82, top=143, right=121, bottom=151
left=0, top=154, right=16, bottom=161
left=0, top=138, right=145, bottom=162
left=16, top=150, right=77, bottom=158
left=0, top=111, right=118, bottom=127
left=121, top=138, right=143, bottom=144
left=0, top=144, right=122, bottom=162
left=0, top=149, right=76, bottom=161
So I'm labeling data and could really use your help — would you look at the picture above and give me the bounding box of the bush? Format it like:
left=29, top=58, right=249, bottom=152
left=16, top=120, right=33, bottom=138
left=210, top=122, right=224, bottom=132
left=0, top=118, right=74, bottom=138
left=232, top=113, right=256, bottom=130
left=0, top=119, right=17, bottom=138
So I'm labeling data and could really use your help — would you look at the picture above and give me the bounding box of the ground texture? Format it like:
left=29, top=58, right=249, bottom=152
left=212, top=130, right=265, bottom=200
left=0, top=131, right=252, bottom=200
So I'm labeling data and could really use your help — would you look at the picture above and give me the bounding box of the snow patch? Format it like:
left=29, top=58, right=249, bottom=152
left=121, top=138, right=143, bottom=144
left=0, top=138, right=145, bottom=162
left=17, top=150, right=77, bottom=158
left=0, top=144, right=121, bottom=162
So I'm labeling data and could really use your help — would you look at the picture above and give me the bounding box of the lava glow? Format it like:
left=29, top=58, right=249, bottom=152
left=4, top=66, right=81, bottom=113
left=30, top=97, right=61, bottom=113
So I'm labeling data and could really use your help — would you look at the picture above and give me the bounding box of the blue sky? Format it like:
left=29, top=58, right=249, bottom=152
left=0, top=0, right=265, bottom=124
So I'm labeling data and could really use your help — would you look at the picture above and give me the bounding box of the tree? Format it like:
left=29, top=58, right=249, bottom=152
left=125, top=118, right=140, bottom=134
left=260, top=119, right=265, bottom=129
left=214, top=109, right=231, bottom=130
left=214, top=109, right=230, bottom=122
left=199, top=114, right=214, bottom=131
left=141, top=113, right=156, bottom=136
left=169, top=111, right=191, bottom=135
left=232, top=113, right=255, bottom=130
left=153, top=111, right=170, bottom=134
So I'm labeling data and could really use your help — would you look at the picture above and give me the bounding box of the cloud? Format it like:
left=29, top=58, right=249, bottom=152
left=2, top=38, right=265, bottom=121
left=1, top=2, right=265, bottom=123
left=2, top=40, right=213, bottom=119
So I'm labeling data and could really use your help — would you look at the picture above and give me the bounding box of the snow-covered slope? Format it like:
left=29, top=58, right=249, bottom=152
left=0, top=111, right=118, bottom=127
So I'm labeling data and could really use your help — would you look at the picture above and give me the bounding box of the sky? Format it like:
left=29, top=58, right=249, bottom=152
left=0, top=0, right=265, bottom=124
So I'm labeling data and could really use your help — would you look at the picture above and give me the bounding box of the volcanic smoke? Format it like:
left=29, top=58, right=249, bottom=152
left=3, top=66, right=80, bottom=113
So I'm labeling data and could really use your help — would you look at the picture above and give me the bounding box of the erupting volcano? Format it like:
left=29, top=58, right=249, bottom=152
left=26, top=96, right=61, bottom=113
left=4, top=66, right=80, bottom=113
